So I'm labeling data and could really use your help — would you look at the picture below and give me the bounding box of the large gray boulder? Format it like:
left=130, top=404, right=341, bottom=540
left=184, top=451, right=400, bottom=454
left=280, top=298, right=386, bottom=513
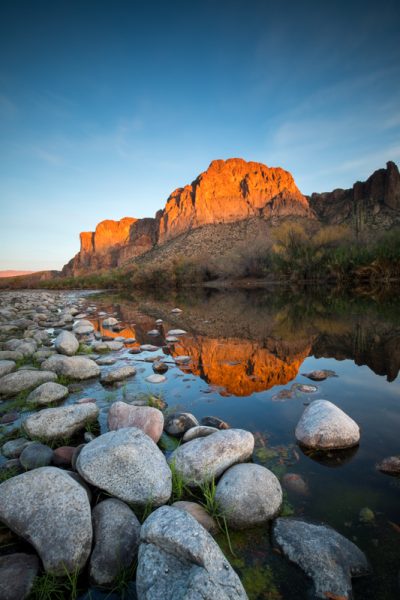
left=41, top=355, right=100, bottom=380
left=26, top=381, right=69, bottom=406
left=0, top=467, right=92, bottom=574
left=295, top=400, right=360, bottom=449
left=273, top=518, right=369, bottom=599
left=90, top=498, right=141, bottom=586
left=0, top=370, right=57, bottom=397
left=215, top=463, right=282, bottom=529
left=76, top=427, right=171, bottom=507
left=136, top=506, right=248, bottom=600
left=168, top=429, right=254, bottom=486
left=0, top=553, right=39, bottom=600
left=107, top=401, right=164, bottom=442
left=54, top=330, right=79, bottom=356
left=23, top=403, right=99, bottom=441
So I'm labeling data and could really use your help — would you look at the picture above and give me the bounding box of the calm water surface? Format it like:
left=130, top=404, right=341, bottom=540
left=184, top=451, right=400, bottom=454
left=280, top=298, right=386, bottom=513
left=5, top=287, right=400, bottom=599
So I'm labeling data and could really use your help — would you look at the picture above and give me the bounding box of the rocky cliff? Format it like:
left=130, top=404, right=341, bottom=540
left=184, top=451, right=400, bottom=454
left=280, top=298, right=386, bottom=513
left=309, top=161, right=400, bottom=228
left=62, top=158, right=400, bottom=276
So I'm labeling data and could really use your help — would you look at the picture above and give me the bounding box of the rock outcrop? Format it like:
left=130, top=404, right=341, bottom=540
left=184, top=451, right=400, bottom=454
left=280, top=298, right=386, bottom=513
left=62, top=158, right=400, bottom=277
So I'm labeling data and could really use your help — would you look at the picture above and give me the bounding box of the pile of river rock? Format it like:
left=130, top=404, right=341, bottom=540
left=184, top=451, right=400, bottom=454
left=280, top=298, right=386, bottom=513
left=0, top=291, right=394, bottom=599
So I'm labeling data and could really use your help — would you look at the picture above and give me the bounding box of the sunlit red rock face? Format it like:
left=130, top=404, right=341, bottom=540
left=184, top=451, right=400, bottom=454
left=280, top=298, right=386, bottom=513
left=170, top=336, right=312, bottom=396
left=158, top=158, right=312, bottom=242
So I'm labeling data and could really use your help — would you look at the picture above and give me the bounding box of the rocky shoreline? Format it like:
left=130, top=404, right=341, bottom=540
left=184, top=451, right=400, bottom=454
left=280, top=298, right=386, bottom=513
left=0, top=290, right=396, bottom=599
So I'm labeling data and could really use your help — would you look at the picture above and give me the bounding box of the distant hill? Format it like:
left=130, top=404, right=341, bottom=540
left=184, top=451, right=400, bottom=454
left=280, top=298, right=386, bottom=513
left=0, top=270, right=35, bottom=278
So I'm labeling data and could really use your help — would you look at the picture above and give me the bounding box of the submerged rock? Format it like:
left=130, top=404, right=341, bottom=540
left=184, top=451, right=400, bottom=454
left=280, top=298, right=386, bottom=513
left=295, top=400, right=360, bottom=450
left=282, top=473, right=309, bottom=496
left=136, top=506, right=248, bottom=600
left=23, top=403, right=99, bottom=441
left=215, top=463, right=282, bottom=529
left=201, top=416, right=230, bottom=429
left=76, top=427, right=171, bottom=507
left=90, top=498, right=141, bottom=587
left=273, top=518, right=369, bottom=599
left=0, top=467, right=92, bottom=574
left=376, top=455, right=400, bottom=474
left=168, top=429, right=254, bottom=486
left=107, top=401, right=164, bottom=442
left=100, top=365, right=136, bottom=384
left=0, top=553, right=39, bottom=600
left=145, top=374, right=166, bottom=384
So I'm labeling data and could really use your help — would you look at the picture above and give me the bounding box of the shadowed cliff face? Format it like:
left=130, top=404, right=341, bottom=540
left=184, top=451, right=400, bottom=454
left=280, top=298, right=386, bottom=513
left=62, top=159, right=400, bottom=276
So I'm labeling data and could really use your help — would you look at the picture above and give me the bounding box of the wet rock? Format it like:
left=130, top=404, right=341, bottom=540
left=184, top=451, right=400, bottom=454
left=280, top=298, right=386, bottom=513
left=168, top=429, right=254, bottom=486
left=52, top=446, right=75, bottom=467
left=73, top=320, right=95, bottom=335
left=140, top=344, right=159, bottom=352
left=54, top=330, right=79, bottom=356
left=0, top=350, right=23, bottom=361
left=215, top=463, right=282, bottom=529
left=0, top=553, right=39, bottom=600
left=359, top=507, right=375, bottom=523
left=0, top=370, right=57, bottom=397
left=92, top=341, right=110, bottom=352
left=165, top=336, right=178, bottom=343
left=100, top=365, right=136, bottom=384
left=0, top=412, right=19, bottom=424
left=376, top=455, right=400, bottom=474
left=102, top=317, right=118, bottom=328
left=164, top=412, right=199, bottom=436
left=172, top=501, right=219, bottom=534
left=90, top=498, right=141, bottom=587
left=145, top=374, right=166, bottom=384
left=182, top=425, right=219, bottom=442
left=273, top=518, right=369, bottom=599
left=76, top=427, right=171, bottom=507
left=282, top=473, right=309, bottom=496
left=173, top=355, right=191, bottom=364
left=96, top=356, right=117, bottom=365
left=19, top=442, right=54, bottom=470
left=171, top=308, right=182, bottom=314
left=302, top=370, right=337, bottom=381
left=0, top=360, right=16, bottom=378
left=129, top=347, right=142, bottom=354
left=0, top=467, right=92, bottom=574
left=26, top=382, right=69, bottom=406
left=41, top=355, right=100, bottom=380
left=107, top=401, right=164, bottom=443
left=2, top=437, right=32, bottom=459
left=105, top=341, right=124, bottom=351
left=23, top=403, right=99, bottom=441
left=148, top=329, right=160, bottom=336
left=295, top=400, right=360, bottom=450
left=152, top=361, right=168, bottom=374
left=201, top=416, right=230, bottom=430
left=136, top=506, right=247, bottom=600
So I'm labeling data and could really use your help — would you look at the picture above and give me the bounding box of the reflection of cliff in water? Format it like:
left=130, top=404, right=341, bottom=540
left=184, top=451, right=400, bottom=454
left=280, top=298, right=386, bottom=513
left=96, top=287, right=400, bottom=395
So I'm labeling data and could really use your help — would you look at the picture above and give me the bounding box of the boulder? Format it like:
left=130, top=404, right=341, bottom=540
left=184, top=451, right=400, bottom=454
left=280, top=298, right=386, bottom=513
left=90, top=499, right=141, bottom=586
left=273, top=518, right=369, bottom=599
left=168, top=429, right=254, bottom=486
left=172, top=501, right=219, bottom=534
left=165, top=412, right=199, bottom=436
left=0, top=467, right=92, bottom=574
left=0, top=370, right=57, bottom=397
left=0, top=360, right=16, bottom=378
left=26, top=382, right=69, bottom=406
left=41, top=355, right=100, bottom=380
left=19, top=442, right=54, bottom=470
left=0, top=553, right=39, bottom=600
left=76, top=427, right=171, bottom=507
left=215, top=463, right=282, bottom=529
left=54, top=330, right=79, bottom=356
left=107, top=401, right=164, bottom=442
left=1, top=438, right=32, bottom=459
left=100, top=365, right=136, bottom=384
left=295, top=400, right=360, bottom=449
left=23, top=403, right=99, bottom=441
left=136, top=506, right=248, bottom=600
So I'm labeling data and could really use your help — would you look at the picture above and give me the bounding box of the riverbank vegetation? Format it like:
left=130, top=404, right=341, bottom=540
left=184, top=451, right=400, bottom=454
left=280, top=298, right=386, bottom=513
left=4, top=224, right=400, bottom=291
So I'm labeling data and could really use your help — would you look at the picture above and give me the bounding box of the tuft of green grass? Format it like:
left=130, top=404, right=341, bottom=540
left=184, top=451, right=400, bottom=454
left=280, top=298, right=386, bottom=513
left=15, top=356, right=41, bottom=369
left=77, top=343, right=93, bottom=355
left=199, top=477, right=236, bottom=557
left=109, top=561, right=137, bottom=598
left=29, top=566, right=81, bottom=600
left=1, top=389, right=31, bottom=412
left=169, top=458, right=189, bottom=503
left=56, top=375, right=73, bottom=387
left=0, top=466, right=20, bottom=483
left=84, top=419, right=100, bottom=436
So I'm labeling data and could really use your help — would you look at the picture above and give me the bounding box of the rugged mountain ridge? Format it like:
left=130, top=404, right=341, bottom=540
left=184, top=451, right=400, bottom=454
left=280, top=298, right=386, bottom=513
left=62, top=158, right=400, bottom=276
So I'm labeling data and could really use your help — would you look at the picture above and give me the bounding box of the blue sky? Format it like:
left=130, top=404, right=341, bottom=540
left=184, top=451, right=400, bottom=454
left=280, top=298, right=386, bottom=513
left=1, top=0, right=400, bottom=270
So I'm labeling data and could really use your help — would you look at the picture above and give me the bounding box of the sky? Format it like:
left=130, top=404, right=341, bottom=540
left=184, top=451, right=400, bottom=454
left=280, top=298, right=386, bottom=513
left=1, top=0, right=400, bottom=271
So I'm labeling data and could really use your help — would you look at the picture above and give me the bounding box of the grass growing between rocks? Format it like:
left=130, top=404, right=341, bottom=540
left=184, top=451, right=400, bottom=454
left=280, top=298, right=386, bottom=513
left=109, top=561, right=137, bottom=599
left=56, top=375, right=74, bottom=387
left=1, top=389, right=32, bottom=412
left=77, top=343, right=93, bottom=355
left=0, top=466, right=20, bottom=483
left=30, top=567, right=81, bottom=600
left=169, top=459, right=189, bottom=503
